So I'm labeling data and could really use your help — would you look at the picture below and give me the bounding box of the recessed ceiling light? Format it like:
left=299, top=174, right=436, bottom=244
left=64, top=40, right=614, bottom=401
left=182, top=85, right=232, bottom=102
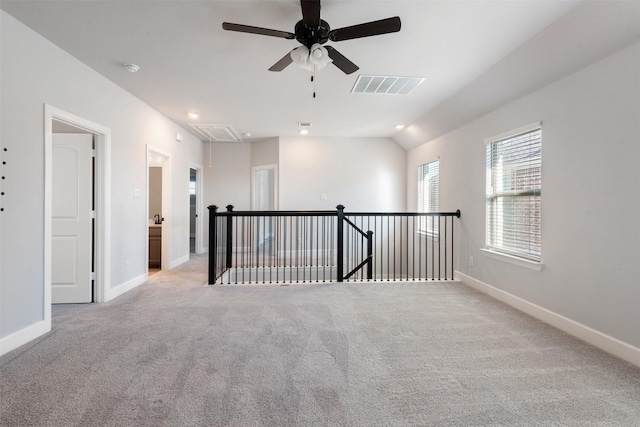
left=395, top=124, right=405, bottom=130
left=123, top=63, right=140, bottom=73
left=242, top=132, right=251, bottom=137
left=188, top=112, right=199, bottom=119
left=299, top=129, right=309, bottom=135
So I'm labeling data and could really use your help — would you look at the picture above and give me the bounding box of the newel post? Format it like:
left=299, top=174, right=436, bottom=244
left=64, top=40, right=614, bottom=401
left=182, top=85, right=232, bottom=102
left=366, top=230, right=374, bottom=280
left=225, top=205, right=234, bottom=269
left=336, top=204, right=345, bottom=282
left=208, top=205, right=218, bottom=284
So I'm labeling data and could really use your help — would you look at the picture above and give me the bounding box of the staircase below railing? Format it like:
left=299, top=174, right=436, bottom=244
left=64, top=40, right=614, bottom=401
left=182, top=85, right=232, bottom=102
left=208, top=204, right=460, bottom=285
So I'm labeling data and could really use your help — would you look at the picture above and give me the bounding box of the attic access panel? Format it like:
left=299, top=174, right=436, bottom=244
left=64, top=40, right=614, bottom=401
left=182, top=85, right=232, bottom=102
left=188, top=124, right=241, bottom=142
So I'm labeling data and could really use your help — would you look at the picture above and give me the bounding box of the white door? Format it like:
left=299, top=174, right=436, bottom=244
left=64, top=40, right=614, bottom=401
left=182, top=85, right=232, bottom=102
left=52, top=134, right=93, bottom=303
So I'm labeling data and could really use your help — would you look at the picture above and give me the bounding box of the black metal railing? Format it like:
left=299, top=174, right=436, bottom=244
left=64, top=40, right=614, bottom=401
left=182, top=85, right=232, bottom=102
left=208, top=204, right=461, bottom=284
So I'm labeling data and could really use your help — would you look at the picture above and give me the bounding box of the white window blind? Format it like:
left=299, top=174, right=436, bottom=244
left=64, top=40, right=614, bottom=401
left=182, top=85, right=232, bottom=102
left=418, top=160, right=439, bottom=235
left=486, top=127, right=541, bottom=261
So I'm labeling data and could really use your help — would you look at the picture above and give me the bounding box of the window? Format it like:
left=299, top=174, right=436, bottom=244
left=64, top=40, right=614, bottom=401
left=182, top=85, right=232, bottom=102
left=486, top=124, right=541, bottom=261
left=418, top=159, right=439, bottom=235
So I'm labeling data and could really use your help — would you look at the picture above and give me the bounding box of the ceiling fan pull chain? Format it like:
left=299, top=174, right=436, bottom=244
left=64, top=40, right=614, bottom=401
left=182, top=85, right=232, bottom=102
left=312, top=67, right=316, bottom=98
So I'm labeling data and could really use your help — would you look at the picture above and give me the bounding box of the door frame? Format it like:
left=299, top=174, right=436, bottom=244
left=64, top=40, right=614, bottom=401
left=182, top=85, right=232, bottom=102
left=44, top=105, right=111, bottom=326
left=189, top=163, right=204, bottom=255
left=146, top=145, right=172, bottom=271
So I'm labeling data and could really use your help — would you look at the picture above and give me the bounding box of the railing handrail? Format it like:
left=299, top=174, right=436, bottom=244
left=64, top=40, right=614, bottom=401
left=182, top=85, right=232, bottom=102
left=345, top=210, right=461, bottom=217
left=208, top=204, right=461, bottom=284
left=208, top=206, right=337, bottom=217
left=208, top=205, right=461, bottom=218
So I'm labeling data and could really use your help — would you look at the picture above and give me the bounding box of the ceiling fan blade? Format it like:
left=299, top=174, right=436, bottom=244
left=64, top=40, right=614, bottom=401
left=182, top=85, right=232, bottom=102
left=329, top=16, right=401, bottom=42
left=268, top=51, right=294, bottom=72
left=222, top=22, right=295, bottom=39
left=325, top=46, right=359, bottom=75
left=301, top=0, right=321, bottom=28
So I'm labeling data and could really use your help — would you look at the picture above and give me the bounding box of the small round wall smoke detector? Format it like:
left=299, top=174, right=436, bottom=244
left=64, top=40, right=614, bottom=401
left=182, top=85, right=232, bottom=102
left=123, top=63, right=140, bottom=73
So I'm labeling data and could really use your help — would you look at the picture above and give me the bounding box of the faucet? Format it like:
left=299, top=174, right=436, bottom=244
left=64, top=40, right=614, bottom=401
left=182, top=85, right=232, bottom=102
left=154, top=214, right=161, bottom=225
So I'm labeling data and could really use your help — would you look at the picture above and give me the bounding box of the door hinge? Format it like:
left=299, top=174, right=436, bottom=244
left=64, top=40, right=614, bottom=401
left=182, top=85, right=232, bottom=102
left=91, top=149, right=97, bottom=158
left=90, top=211, right=96, bottom=219
left=90, top=272, right=96, bottom=281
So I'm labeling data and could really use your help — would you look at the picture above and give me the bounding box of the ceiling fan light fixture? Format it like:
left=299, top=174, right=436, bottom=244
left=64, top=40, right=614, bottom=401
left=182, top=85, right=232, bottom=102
left=309, top=43, right=332, bottom=70
left=290, top=44, right=333, bottom=72
left=290, top=46, right=312, bottom=70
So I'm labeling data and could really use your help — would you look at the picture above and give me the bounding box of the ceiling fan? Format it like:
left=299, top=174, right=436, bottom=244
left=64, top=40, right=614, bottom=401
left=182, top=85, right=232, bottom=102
left=222, top=0, right=401, bottom=75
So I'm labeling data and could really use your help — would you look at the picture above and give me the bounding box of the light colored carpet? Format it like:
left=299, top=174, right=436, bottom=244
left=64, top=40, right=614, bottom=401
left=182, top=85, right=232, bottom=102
left=1, top=254, right=639, bottom=426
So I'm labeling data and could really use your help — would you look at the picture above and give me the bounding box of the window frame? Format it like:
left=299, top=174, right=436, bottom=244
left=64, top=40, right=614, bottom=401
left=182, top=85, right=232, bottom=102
left=417, top=159, right=440, bottom=237
left=485, top=122, right=542, bottom=263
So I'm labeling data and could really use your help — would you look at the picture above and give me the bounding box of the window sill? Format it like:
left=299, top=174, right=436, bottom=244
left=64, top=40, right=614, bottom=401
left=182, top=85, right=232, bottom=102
left=480, top=248, right=543, bottom=271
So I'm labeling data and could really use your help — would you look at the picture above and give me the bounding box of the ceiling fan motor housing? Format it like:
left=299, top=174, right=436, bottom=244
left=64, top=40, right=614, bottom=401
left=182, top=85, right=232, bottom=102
left=295, top=19, right=330, bottom=47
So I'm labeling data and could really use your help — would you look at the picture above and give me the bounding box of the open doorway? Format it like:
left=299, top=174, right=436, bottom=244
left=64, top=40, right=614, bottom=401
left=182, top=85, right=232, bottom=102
left=189, top=165, right=203, bottom=255
left=146, top=146, right=171, bottom=275
left=252, top=164, right=278, bottom=254
left=148, top=165, right=162, bottom=274
left=252, top=164, right=277, bottom=211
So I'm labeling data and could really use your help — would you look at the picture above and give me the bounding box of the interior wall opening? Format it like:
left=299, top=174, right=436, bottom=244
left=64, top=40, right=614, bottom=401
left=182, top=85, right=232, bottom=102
left=146, top=146, right=171, bottom=275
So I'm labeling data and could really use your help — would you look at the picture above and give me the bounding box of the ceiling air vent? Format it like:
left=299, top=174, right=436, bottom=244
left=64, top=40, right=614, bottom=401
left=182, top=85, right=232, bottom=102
left=188, top=124, right=242, bottom=142
left=351, top=75, right=425, bottom=95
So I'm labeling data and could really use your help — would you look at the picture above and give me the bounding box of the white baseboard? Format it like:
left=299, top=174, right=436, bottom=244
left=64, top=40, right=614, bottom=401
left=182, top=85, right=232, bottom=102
left=169, top=254, right=189, bottom=270
left=0, top=319, right=51, bottom=357
left=455, top=271, right=640, bottom=368
left=107, top=273, right=147, bottom=301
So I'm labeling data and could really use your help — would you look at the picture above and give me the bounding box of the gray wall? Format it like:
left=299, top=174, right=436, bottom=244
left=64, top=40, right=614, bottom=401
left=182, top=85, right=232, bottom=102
left=202, top=142, right=252, bottom=250
left=0, top=11, right=204, bottom=343
left=279, top=136, right=407, bottom=211
left=407, top=42, right=640, bottom=347
left=202, top=136, right=407, bottom=249
left=250, top=138, right=279, bottom=168
left=203, top=142, right=252, bottom=213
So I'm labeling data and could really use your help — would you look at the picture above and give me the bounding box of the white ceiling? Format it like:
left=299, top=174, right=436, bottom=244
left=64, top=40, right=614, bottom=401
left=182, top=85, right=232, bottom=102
left=2, top=1, right=638, bottom=149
